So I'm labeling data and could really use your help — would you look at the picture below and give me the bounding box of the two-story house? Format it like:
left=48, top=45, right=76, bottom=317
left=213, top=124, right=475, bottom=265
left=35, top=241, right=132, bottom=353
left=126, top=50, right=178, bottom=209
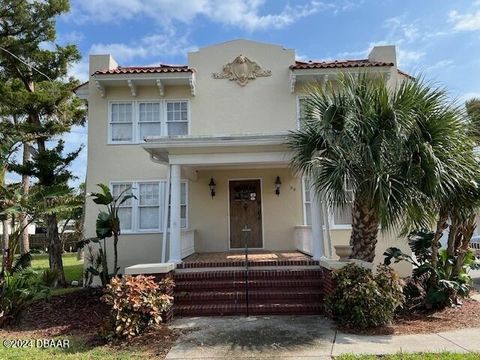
left=75, top=39, right=411, bottom=275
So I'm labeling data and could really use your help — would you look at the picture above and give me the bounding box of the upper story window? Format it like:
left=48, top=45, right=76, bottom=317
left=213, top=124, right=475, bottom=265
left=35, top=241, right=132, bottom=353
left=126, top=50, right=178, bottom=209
left=297, top=97, right=309, bottom=129
left=111, top=103, right=133, bottom=142
left=109, top=100, right=189, bottom=144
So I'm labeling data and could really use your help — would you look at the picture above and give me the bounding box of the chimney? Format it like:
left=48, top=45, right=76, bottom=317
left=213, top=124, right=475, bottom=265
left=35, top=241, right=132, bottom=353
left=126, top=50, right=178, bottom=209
left=368, top=45, right=396, bottom=67
left=89, top=54, right=118, bottom=77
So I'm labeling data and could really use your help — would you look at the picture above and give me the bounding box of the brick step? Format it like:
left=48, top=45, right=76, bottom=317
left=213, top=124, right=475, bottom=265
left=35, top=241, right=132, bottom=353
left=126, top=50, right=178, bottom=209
left=176, top=259, right=319, bottom=269
left=175, top=289, right=323, bottom=304
left=175, top=279, right=323, bottom=291
left=174, top=302, right=323, bottom=316
left=174, top=269, right=324, bottom=281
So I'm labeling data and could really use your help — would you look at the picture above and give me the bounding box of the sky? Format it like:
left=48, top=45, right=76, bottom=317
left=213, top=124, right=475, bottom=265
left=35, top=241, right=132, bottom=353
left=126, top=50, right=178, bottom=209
left=24, top=0, right=480, bottom=186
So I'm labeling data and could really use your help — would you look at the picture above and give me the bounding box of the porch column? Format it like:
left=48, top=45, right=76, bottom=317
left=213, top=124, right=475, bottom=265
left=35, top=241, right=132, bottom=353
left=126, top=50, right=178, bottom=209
left=168, top=164, right=182, bottom=263
left=310, top=184, right=325, bottom=260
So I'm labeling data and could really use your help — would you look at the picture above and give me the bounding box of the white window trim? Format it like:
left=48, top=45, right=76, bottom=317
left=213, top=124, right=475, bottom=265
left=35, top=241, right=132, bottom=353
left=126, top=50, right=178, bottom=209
left=108, top=99, right=191, bottom=144
left=296, top=95, right=307, bottom=130
left=302, top=176, right=311, bottom=226
left=109, top=180, right=188, bottom=234
left=108, top=100, right=135, bottom=144
left=302, top=176, right=353, bottom=230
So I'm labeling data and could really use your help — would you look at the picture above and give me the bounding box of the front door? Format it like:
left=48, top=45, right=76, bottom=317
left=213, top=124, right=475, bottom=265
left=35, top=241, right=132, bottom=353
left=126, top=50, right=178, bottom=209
left=229, top=179, right=263, bottom=249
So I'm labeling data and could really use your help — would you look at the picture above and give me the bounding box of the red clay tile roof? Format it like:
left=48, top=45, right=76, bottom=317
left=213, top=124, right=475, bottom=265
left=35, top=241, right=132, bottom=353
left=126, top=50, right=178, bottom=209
left=290, top=59, right=394, bottom=70
left=93, top=64, right=193, bottom=75
left=397, top=69, right=415, bottom=79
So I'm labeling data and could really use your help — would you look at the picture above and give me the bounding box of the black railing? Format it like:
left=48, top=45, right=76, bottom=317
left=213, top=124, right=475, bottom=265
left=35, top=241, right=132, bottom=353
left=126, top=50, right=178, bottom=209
left=242, top=225, right=251, bottom=317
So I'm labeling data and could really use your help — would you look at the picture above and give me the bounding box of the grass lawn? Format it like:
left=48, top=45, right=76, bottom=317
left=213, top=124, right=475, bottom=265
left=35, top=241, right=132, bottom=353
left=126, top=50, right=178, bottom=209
left=0, top=336, right=146, bottom=360
left=30, top=253, right=83, bottom=283
left=337, top=353, right=480, bottom=359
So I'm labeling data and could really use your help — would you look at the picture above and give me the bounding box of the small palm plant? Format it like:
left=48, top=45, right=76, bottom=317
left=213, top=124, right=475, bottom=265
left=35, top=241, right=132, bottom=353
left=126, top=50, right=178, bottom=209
left=86, top=184, right=135, bottom=286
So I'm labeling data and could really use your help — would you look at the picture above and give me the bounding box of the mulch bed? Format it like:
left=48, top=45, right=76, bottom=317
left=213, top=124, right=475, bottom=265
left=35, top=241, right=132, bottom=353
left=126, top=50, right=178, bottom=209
left=340, top=296, right=480, bottom=336
left=0, top=288, right=182, bottom=359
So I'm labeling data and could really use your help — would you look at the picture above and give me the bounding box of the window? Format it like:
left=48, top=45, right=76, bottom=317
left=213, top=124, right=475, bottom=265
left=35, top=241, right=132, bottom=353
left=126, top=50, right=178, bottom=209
left=138, top=102, right=161, bottom=141
left=110, top=103, right=133, bottom=141
left=297, top=97, right=309, bottom=129
left=138, top=183, right=160, bottom=230
left=302, top=177, right=353, bottom=228
left=302, top=177, right=312, bottom=226
left=331, top=184, right=353, bottom=227
left=168, top=182, right=188, bottom=228
left=109, top=100, right=189, bottom=143
left=111, top=181, right=188, bottom=233
left=112, top=183, right=134, bottom=231
left=166, top=101, right=188, bottom=136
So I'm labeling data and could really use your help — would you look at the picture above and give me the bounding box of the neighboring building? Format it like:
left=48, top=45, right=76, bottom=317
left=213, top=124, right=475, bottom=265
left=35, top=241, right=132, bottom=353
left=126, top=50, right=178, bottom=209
left=75, top=39, right=412, bottom=275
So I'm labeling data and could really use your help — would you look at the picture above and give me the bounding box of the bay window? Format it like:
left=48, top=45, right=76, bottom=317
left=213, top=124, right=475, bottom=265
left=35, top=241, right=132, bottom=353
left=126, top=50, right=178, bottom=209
left=111, top=181, right=188, bottom=233
left=109, top=100, right=189, bottom=143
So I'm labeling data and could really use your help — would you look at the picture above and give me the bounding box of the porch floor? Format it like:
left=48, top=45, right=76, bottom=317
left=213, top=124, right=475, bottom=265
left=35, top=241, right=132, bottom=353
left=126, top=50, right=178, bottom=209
left=182, top=250, right=312, bottom=263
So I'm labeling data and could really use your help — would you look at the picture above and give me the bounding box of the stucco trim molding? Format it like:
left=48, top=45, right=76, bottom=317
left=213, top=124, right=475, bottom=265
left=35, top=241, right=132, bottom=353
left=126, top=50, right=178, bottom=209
left=213, top=55, right=271, bottom=86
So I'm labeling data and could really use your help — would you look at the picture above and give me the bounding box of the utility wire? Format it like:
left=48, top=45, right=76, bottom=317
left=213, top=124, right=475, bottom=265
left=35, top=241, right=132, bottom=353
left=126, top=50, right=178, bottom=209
left=0, top=46, right=52, bottom=81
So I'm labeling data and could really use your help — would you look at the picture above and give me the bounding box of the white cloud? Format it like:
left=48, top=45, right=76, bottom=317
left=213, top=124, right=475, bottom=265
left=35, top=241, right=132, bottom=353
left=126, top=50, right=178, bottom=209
left=58, top=31, right=85, bottom=45
left=449, top=10, right=480, bottom=31
left=425, top=59, right=454, bottom=72
left=68, top=0, right=352, bottom=32
left=89, top=31, right=197, bottom=64
left=68, top=59, right=89, bottom=82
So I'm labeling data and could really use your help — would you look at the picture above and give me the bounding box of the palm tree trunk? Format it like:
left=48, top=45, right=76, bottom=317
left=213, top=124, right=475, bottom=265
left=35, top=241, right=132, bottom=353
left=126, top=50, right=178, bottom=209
left=433, top=209, right=449, bottom=268
left=46, top=213, right=66, bottom=286
left=350, top=199, right=380, bottom=262
left=453, top=215, right=476, bottom=277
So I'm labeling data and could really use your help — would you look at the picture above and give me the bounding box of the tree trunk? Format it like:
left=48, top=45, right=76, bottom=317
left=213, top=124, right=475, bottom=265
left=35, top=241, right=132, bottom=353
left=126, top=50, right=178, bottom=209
left=1, top=218, right=9, bottom=275
left=446, top=221, right=458, bottom=257
left=46, top=213, right=66, bottom=286
left=350, top=199, right=380, bottom=262
left=19, top=142, right=30, bottom=258
left=433, top=209, right=449, bottom=268
left=113, top=233, right=119, bottom=276
left=453, top=215, right=476, bottom=277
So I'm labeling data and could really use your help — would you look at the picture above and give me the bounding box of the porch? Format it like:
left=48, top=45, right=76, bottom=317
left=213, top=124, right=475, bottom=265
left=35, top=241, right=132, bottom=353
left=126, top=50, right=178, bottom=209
left=179, top=250, right=316, bottom=268
left=143, top=133, right=329, bottom=265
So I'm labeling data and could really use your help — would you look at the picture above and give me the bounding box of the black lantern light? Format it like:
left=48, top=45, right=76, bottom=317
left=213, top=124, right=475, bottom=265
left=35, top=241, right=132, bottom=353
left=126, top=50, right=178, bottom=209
left=275, top=176, right=282, bottom=196
left=209, top=178, right=216, bottom=198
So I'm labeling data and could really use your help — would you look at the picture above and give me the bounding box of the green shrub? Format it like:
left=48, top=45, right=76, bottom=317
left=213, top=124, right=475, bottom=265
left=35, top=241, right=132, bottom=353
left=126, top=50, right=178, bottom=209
left=41, top=268, right=61, bottom=287
left=0, top=268, right=49, bottom=327
left=384, top=230, right=480, bottom=310
left=101, top=275, right=174, bottom=339
left=325, top=264, right=404, bottom=329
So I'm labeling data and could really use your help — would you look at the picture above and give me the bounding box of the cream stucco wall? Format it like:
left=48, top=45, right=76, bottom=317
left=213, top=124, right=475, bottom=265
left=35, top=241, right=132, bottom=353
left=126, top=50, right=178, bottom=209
left=327, top=229, right=412, bottom=277
left=190, top=168, right=303, bottom=253
left=188, top=40, right=297, bottom=135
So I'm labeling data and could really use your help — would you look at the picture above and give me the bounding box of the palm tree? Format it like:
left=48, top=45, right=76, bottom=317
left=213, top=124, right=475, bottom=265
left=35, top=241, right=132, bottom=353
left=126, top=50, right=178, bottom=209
left=288, top=73, right=474, bottom=262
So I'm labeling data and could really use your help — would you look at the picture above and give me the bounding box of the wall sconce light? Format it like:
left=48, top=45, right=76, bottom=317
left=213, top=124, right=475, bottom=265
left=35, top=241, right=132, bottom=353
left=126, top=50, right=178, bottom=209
left=275, top=176, right=282, bottom=196
left=209, top=178, right=216, bottom=198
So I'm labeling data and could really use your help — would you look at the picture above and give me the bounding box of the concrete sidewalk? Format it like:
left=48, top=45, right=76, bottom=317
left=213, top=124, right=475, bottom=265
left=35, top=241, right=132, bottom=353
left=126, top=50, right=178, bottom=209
left=166, top=316, right=480, bottom=359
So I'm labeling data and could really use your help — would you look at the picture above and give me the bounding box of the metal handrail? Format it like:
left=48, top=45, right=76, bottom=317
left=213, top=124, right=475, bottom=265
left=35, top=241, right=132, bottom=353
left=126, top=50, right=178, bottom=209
left=242, top=226, right=251, bottom=317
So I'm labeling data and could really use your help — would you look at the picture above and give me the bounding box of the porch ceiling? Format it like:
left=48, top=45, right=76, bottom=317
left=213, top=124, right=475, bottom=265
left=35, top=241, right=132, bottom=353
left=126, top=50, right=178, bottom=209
left=142, top=133, right=293, bottom=168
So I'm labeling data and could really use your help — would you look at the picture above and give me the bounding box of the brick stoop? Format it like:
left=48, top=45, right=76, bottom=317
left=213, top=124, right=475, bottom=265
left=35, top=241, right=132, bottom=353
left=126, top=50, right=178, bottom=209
left=173, top=264, right=329, bottom=316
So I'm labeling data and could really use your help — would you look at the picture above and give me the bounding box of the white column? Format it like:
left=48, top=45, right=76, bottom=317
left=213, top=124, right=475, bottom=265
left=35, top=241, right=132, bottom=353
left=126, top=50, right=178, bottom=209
left=310, top=184, right=325, bottom=260
left=168, top=164, right=182, bottom=263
